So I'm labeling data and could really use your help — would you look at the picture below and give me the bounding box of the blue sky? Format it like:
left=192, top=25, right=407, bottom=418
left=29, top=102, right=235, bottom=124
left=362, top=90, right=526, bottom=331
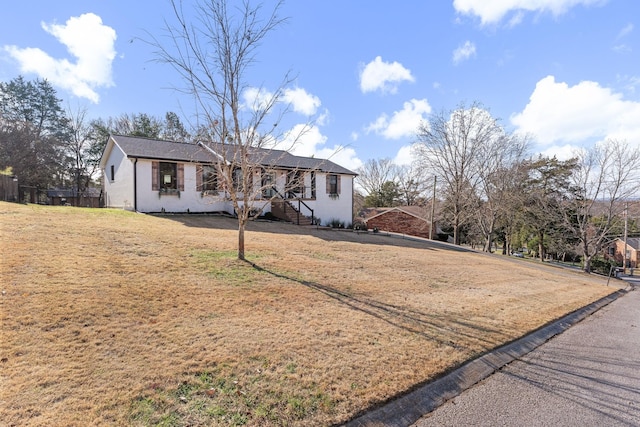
left=1, top=0, right=639, bottom=172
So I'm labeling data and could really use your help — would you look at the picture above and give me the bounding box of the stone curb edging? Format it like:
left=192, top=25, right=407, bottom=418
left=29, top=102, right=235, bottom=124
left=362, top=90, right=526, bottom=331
left=343, top=288, right=628, bottom=427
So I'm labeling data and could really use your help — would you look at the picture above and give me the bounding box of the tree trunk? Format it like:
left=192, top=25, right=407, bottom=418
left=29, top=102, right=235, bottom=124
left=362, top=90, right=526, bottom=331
left=483, top=217, right=494, bottom=252
left=582, top=240, right=591, bottom=273
left=238, top=220, right=245, bottom=261
left=453, top=213, right=460, bottom=245
left=538, top=231, right=545, bottom=262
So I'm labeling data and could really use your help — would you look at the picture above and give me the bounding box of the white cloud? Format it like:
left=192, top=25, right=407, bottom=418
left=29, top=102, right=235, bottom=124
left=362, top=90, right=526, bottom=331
left=617, top=23, right=634, bottom=39
left=613, top=24, right=633, bottom=54
left=282, top=124, right=327, bottom=157
left=315, top=145, right=363, bottom=172
left=393, top=145, right=416, bottom=166
left=279, top=124, right=362, bottom=171
left=618, top=74, right=640, bottom=95
left=539, top=144, right=582, bottom=161
left=507, top=11, right=525, bottom=27
left=244, top=86, right=322, bottom=117
left=613, top=44, right=632, bottom=54
left=453, top=0, right=606, bottom=26
left=315, top=109, right=330, bottom=127
left=282, top=87, right=321, bottom=116
left=242, top=87, right=274, bottom=111
left=511, top=75, right=640, bottom=150
left=452, top=41, right=477, bottom=65
left=359, top=56, right=414, bottom=94
left=4, top=13, right=116, bottom=103
left=366, top=99, right=431, bottom=139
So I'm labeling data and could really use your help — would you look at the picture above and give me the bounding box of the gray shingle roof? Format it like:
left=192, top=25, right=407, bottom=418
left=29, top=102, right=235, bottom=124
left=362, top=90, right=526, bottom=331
left=111, top=135, right=214, bottom=163
left=363, top=206, right=431, bottom=222
left=627, top=237, right=640, bottom=250
left=110, top=135, right=356, bottom=175
left=210, top=142, right=356, bottom=175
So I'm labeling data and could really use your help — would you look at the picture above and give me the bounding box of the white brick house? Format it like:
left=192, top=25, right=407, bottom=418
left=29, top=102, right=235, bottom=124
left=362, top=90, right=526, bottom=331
left=99, top=135, right=356, bottom=226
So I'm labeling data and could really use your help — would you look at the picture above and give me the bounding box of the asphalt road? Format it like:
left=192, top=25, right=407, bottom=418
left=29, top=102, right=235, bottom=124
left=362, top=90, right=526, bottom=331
left=414, top=276, right=640, bottom=427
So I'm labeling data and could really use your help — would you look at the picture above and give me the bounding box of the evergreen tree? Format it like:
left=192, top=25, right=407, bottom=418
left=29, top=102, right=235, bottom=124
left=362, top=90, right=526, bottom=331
left=0, top=76, right=71, bottom=189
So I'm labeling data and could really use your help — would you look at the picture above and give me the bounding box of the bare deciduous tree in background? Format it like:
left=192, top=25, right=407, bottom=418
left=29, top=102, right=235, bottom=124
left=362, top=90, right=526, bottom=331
left=66, top=105, right=105, bottom=200
left=565, top=139, right=640, bottom=273
left=151, top=0, right=296, bottom=260
left=474, top=133, right=529, bottom=252
left=355, top=158, right=397, bottom=203
left=356, top=159, right=429, bottom=207
left=494, top=159, right=531, bottom=255
left=413, top=101, right=502, bottom=245
left=396, top=163, right=429, bottom=206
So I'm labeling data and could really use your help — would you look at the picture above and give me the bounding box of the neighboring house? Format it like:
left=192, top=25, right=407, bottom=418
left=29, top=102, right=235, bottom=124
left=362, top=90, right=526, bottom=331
left=99, top=135, right=356, bottom=225
left=607, top=237, right=640, bottom=269
left=47, top=188, right=102, bottom=208
left=363, top=206, right=443, bottom=240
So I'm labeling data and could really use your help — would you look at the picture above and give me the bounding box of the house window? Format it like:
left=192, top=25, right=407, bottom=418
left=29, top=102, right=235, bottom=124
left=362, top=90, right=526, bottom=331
left=152, top=161, right=184, bottom=192
left=202, top=165, right=217, bottom=191
left=327, top=174, right=340, bottom=195
left=286, top=170, right=305, bottom=197
left=110, top=165, right=115, bottom=182
left=232, top=168, right=242, bottom=191
left=262, top=171, right=276, bottom=198
left=160, top=162, right=177, bottom=190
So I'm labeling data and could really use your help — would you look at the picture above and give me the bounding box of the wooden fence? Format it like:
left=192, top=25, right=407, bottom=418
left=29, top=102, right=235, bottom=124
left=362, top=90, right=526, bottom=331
left=0, top=175, right=19, bottom=202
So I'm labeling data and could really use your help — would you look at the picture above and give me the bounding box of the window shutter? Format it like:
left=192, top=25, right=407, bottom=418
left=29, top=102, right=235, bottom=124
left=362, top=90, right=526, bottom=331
left=152, top=161, right=159, bottom=190
left=177, top=163, right=185, bottom=191
left=326, top=174, right=330, bottom=194
left=196, top=164, right=203, bottom=190
left=337, top=175, right=341, bottom=194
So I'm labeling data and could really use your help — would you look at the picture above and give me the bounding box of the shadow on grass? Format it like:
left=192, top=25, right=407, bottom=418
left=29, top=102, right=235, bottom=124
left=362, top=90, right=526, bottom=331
left=246, top=260, right=509, bottom=352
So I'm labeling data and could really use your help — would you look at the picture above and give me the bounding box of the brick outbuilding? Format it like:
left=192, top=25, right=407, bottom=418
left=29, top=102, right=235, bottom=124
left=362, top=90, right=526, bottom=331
left=607, top=237, right=639, bottom=269
left=364, top=206, right=438, bottom=239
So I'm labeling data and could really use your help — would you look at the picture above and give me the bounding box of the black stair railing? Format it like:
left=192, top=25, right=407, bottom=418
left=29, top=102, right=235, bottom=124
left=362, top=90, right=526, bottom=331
left=272, top=189, right=314, bottom=225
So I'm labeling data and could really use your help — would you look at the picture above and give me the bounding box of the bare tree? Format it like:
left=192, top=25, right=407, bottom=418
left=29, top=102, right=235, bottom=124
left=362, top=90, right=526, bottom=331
left=565, top=139, right=640, bottom=273
left=396, top=163, right=429, bottom=206
left=151, top=0, right=295, bottom=260
left=474, top=133, right=529, bottom=252
left=413, top=102, right=502, bottom=245
left=355, top=158, right=397, bottom=201
left=65, top=105, right=103, bottom=200
left=495, top=159, right=530, bottom=255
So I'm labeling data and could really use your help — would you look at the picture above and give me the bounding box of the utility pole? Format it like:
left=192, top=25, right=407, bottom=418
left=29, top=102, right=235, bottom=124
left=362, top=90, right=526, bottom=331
left=429, top=176, right=436, bottom=240
left=623, top=202, right=629, bottom=274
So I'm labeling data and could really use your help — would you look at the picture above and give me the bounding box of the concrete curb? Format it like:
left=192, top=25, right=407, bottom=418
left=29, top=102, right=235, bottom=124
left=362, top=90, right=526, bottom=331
left=343, top=288, right=628, bottom=427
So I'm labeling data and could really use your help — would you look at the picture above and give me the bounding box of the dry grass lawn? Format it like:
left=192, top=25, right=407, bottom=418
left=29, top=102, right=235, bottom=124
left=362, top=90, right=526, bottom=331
left=0, top=202, right=619, bottom=426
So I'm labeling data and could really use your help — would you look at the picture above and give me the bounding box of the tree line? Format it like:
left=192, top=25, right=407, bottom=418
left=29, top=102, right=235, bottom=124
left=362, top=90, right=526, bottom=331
left=356, top=101, right=640, bottom=273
